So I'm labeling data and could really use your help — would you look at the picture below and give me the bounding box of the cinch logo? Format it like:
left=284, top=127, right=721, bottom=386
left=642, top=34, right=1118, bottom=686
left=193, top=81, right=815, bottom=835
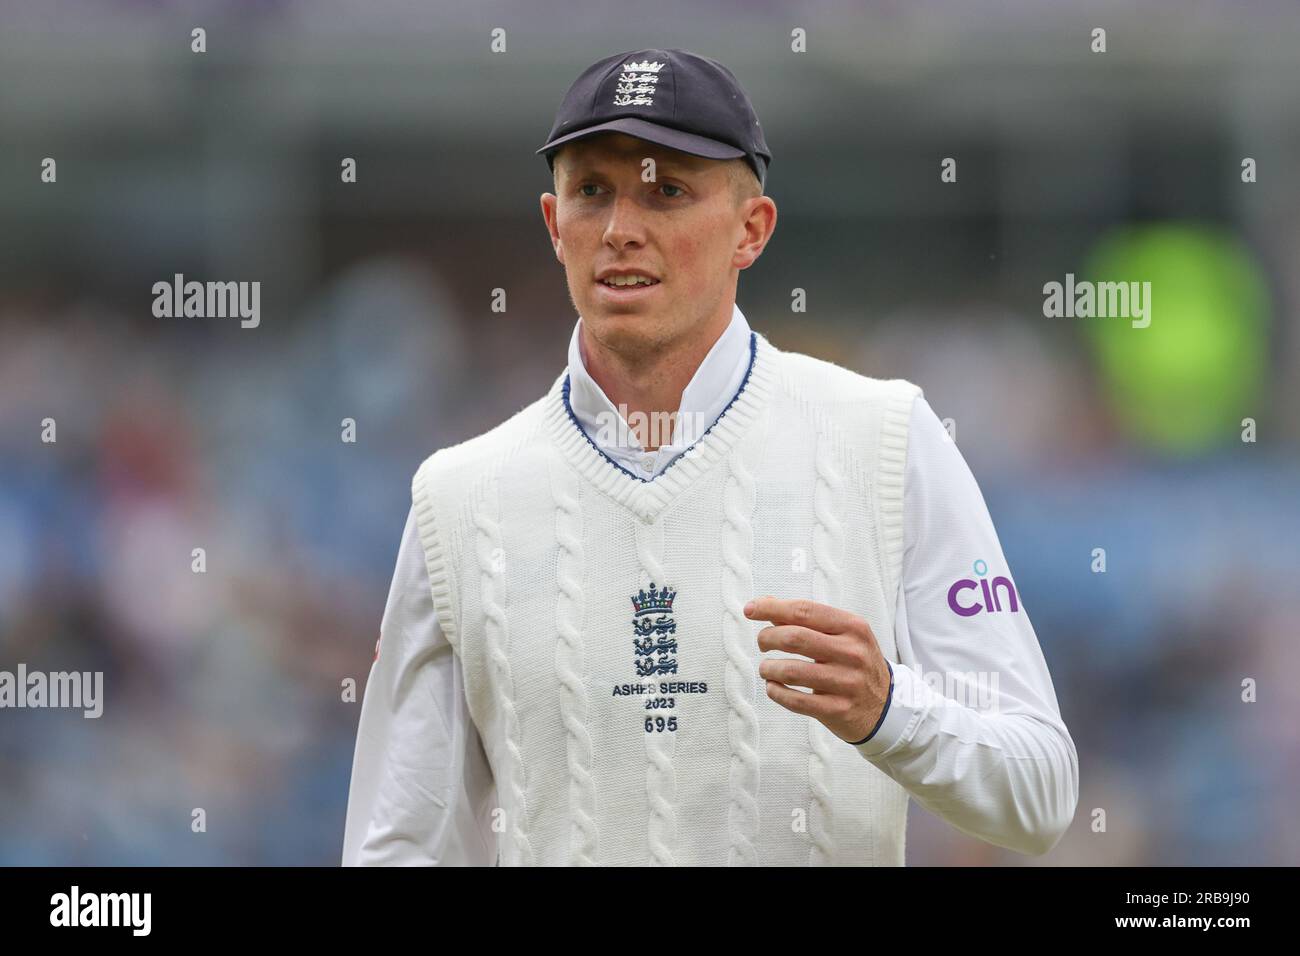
left=947, top=560, right=1019, bottom=617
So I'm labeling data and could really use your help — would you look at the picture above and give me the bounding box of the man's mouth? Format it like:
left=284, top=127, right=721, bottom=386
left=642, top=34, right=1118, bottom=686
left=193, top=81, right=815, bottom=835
left=597, top=274, right=661, bottom=288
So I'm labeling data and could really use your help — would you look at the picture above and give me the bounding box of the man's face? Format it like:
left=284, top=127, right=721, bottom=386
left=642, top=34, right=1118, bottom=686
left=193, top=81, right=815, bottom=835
left=540, top=131, right=772, bottom=355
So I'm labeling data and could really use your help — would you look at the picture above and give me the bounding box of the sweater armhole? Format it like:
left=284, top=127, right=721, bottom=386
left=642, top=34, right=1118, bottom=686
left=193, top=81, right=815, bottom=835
left=875, top=380, right=923, bottom=619
left=411, top=457, right=460, bottom=652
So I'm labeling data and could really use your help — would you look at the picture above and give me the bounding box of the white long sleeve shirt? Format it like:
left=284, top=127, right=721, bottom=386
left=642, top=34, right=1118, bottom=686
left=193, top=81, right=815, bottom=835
left=342, top=305, right=1078, bottom=865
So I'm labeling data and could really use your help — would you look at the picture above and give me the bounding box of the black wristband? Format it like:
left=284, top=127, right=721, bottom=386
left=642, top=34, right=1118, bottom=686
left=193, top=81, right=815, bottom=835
left=847, top=659, right=895, bottom=746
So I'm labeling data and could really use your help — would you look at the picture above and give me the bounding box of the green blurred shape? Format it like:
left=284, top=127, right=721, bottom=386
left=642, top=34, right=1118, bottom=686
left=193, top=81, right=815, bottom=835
left=1084, top=223, right=1271, bottom=453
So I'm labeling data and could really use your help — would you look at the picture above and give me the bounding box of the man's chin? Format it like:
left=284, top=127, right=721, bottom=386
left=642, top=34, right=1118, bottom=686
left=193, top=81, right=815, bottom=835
left=583, top=305, right=659, bottom=329
left=581, top=309, right=667, bottom=352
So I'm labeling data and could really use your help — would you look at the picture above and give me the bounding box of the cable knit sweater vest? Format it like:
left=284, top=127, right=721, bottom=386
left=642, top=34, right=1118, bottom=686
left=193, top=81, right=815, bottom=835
left=411, top=331, right=923, bottom=866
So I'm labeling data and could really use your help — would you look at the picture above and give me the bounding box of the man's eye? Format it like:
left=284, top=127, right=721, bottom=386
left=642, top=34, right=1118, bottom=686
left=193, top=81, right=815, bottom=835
left=579, top=184, right=601, bottom=197
left=660, top=183, right=684, bottom=198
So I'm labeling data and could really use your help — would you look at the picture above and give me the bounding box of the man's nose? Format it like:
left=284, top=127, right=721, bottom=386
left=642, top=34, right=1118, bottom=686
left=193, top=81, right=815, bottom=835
left=602, top=192, right=646, bottom=249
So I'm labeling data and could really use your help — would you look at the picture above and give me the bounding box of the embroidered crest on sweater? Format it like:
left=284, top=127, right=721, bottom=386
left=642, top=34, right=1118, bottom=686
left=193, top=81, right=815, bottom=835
left=610, top=582, right=709, bottom=733
left=632, top=582, right=677, bottom=676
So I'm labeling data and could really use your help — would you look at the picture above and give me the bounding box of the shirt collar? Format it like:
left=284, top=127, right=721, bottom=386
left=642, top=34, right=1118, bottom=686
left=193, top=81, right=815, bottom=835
left=566, top=303, right=753, bottom=462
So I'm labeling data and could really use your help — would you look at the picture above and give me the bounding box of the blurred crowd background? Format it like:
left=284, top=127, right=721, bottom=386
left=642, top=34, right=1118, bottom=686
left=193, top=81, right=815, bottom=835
left=1, top=0, right=1298, bottom=865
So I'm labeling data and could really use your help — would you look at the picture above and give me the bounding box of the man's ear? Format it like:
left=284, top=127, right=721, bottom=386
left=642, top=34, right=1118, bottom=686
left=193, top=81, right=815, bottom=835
left=539, top=192, right=564, bottom=264
left=732, top=195, right=777, bottom=271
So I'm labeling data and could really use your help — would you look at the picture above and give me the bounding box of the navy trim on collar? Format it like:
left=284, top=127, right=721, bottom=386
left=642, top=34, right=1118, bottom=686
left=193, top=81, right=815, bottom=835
left=559, top=331, right=759, bottom=485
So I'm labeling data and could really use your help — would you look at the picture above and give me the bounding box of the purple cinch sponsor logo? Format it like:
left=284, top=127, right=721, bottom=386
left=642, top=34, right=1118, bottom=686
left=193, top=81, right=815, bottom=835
left=947, top=559, right=1020, bottom=617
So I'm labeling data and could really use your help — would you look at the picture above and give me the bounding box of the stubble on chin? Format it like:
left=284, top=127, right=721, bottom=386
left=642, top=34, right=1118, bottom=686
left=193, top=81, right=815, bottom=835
left=572, top=287, right=671, bottom=358
left=586, top=321, right=661, bottom=366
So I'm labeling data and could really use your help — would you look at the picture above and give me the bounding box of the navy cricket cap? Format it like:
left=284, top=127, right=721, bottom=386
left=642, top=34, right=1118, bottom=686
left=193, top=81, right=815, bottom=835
left=535, top=49, right=771, bottom=191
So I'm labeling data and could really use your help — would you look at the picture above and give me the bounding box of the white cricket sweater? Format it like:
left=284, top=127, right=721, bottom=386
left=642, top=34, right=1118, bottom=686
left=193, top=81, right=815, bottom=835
left=410, top=330, right=921, bottom=866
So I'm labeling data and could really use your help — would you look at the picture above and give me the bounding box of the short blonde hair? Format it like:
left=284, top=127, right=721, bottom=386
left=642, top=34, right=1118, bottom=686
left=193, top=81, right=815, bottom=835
left=726, top=158, right=763, bottom=206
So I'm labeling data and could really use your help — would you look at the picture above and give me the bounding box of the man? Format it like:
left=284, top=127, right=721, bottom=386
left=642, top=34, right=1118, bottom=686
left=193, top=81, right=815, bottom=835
left=342, top=48, right=1078, bottom=866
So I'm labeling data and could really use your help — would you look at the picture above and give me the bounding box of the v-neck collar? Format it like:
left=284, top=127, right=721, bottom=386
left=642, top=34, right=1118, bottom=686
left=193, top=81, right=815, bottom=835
left=565, top=304, right=753, bottom=475
left=543, top=331, right=777, bottom=522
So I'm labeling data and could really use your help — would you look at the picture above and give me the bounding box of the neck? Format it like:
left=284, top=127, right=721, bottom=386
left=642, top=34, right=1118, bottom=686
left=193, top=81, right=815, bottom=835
left=580, top=306, right=732, bottom=452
